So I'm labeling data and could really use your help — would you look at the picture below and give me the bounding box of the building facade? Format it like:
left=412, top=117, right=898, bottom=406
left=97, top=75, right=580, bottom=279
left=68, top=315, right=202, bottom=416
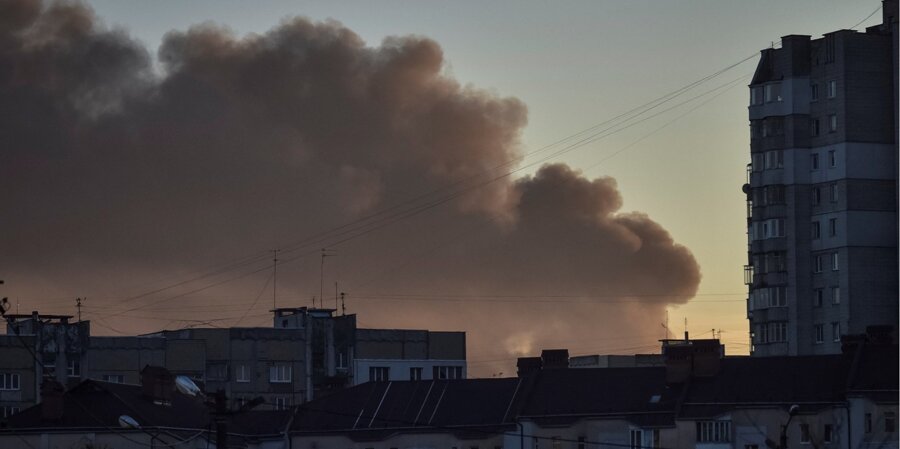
left=1, top=308, right=466, bottom=413
left=745, top=1, right=899, bottom=356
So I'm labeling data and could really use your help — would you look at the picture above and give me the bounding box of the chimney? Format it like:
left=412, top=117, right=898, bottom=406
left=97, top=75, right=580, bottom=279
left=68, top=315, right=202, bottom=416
left=40, top=378, right=65, bottom=421
left=662, top=338, right=724, bottom=383
left=540, top=349, right=569, bottom=369
left=140, top=365, right=175, bottom=405
left=516, top=357, right=542, bottom=377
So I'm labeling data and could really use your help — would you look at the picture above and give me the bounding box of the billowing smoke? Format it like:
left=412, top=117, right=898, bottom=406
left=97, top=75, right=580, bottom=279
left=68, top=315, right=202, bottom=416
left=0, top=0, right=700, bottom=375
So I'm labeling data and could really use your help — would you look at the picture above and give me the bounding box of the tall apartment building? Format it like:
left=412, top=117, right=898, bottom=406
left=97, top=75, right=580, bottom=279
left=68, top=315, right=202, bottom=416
left=745, top=1, right=899, bottom=356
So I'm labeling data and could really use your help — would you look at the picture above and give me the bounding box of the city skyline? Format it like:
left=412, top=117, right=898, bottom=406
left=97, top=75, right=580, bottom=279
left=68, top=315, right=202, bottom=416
left=0, top=0, right=891, bottom=376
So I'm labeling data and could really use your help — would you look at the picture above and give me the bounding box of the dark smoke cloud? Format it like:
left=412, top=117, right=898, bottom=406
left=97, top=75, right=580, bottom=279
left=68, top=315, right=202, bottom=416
left=0, top=0, right=700, bottom=374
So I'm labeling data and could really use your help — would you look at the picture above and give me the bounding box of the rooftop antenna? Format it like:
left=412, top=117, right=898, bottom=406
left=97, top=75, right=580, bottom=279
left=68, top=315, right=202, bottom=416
left=76, top=297, right=83, bottom=322
left=271, top=249, right=280, bottom=310
left=334, top=282, right=339, bottom=311
left=319, top=248, right=336, bottom=309
left=340, top=292, right=346, bottom=316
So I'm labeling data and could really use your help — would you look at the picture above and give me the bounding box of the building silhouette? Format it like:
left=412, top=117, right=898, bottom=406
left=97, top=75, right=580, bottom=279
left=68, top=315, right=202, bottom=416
left=745, top=0, right=899, bottom=356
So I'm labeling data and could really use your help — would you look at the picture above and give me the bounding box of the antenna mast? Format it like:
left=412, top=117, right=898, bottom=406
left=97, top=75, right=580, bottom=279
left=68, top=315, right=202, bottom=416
left=271, top=249, right=280, bottom=310
left=76, top=297, right=83, bottom=322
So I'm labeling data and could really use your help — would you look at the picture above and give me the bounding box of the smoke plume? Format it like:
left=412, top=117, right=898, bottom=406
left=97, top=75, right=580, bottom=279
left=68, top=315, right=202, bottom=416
left=0, top=0, right=700, bottom=375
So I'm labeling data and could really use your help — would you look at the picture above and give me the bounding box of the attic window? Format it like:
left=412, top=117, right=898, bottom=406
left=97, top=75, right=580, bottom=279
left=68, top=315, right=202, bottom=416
left=649, top=395, right=661, bottom=403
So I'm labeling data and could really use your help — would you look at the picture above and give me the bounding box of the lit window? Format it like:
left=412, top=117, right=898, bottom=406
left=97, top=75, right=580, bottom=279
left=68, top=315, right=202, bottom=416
left=269, top=364, right=291, bottom=383
left=814, top=325, right=824, bottom=343
left=827, top=80, right=836, bottom=98
left=829, top=114, right=837, bottom=132
left=832, top=322, right=841, bottom=342
left=369, top=366, right=389, bottom=382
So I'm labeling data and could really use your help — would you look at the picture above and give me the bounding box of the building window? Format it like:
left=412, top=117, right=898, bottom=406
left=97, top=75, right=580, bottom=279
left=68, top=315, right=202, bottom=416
left=830, top=183, right=838, bottom=202
left=829, top=114, right=837, bottom=133
left=433, top=366, right=463, bottom=380
left=410, top=367, right=423, bottom=381
left=577, top=437, right=585, bottom=449
left=236, top=364, right=250, bottom=383
left=814, top=324, right=824, bottom=343
left=274, top=396, right=289, bottom=411
left=832, top=322, right=841, bottom=342
left=765, top=83, right=783, bottom=102
left=630, top=430, right=643, bottom=449
left=765, top=151, right=784, bottom=169
left=814, top=289, right=824, bottom=307
left=828, top=218, right=837, bottom=237
left=831, top=287, right=840, bottom=305
left=824, top=424, right=833, bottom=443
left=810, top=83, right=819, bottom=101
left=102, top=374, right=124, bottom=384
left=800, top=423, right=811, bottom=443
left=811, top=153, right=820, bottom=169
left=207, top=362, right=228, bottom=381
left=269, top=364, right=291, bottom=383
left=551, top=437, right=561, bottom=449
left=865, top=413, right=873, bottom=433
left=811, top=119, right=820, bottom=136
left=1, top=406, right=21, bottom=418
left=832, top=252, right=839, bottom=271
left=751, top=152, right=764, bottom=170
left=827, top=80, right=836, bottom=98
left=750, top=86, right=764, bottom=105
left=828, top=150, right=836, bottom=167
left=768, top=322, right=787, bottom=342
left=811, top=221, right=821, bottom=239
left=814, top=255, right=823, bottom=273
left=812, top=187, right=821, bottom=205
left=0, top=373, right=20, bottom=391
left=886, top=412, right=896, bottom=432
left=67, top=360, right=81, bottom=378
left=336, top=352, right=347, bottom=370
left=369, top=366, right=390, bottom=382
left=697, top=420, right=732, bottom=443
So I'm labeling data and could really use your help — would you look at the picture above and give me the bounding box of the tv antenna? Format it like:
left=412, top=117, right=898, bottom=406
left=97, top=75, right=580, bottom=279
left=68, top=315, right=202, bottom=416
left=319, top=248, right=336, bottom=309
left=271, top=249, right=280, bottom=310
left=76, top=297, right=84, bottom=322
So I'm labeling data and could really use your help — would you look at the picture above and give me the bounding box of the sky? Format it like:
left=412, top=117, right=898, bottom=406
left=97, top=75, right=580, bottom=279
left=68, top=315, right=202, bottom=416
left=0, top=0, right=887, bottom=376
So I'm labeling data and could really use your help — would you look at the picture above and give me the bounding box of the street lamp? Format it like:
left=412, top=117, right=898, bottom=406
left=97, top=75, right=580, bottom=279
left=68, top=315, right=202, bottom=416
left=778, top=404, right=800, bottom=449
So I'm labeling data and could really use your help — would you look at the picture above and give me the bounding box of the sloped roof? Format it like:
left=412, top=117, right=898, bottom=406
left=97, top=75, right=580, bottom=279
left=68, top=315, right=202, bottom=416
left=519, top=367, right=678, bottom=427
left=292, top=378, right=522, bottom=438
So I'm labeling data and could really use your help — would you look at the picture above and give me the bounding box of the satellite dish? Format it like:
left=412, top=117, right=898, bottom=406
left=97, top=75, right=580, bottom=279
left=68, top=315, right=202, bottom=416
left=175, top=375, right=203, bottom=398
left=118, top=415, right=140, bottom=429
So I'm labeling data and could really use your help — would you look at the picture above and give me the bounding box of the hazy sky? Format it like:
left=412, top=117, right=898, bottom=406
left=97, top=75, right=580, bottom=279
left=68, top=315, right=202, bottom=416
left=1, top=0, right=886, bottom=375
